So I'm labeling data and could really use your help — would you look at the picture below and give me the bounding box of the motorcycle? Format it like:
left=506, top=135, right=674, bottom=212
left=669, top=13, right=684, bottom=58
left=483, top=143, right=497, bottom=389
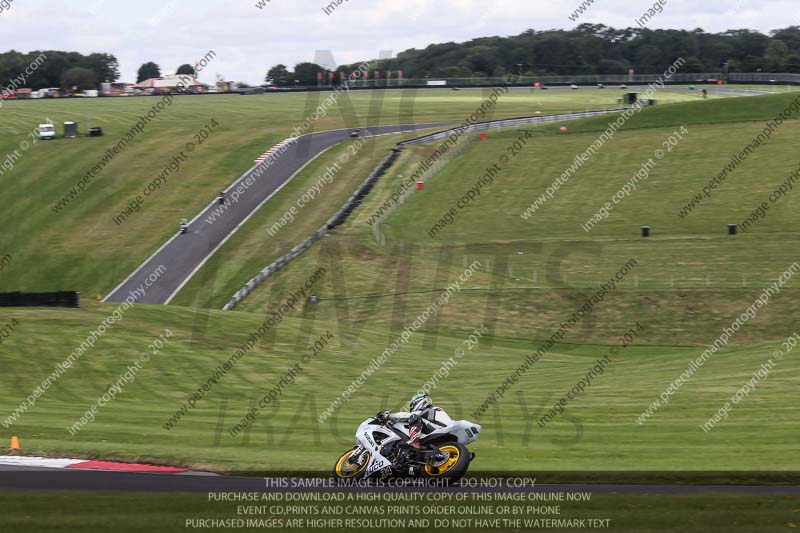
left=332, top=411, right=480, bottom=483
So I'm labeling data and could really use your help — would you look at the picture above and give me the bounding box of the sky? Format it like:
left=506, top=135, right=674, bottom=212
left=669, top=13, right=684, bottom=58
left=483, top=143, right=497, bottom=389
left=0, top=0, right=793, bottom=85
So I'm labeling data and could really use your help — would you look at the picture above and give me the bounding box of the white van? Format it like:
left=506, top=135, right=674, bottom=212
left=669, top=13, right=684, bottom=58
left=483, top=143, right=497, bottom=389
left=38, top=124, right=56, bottom=140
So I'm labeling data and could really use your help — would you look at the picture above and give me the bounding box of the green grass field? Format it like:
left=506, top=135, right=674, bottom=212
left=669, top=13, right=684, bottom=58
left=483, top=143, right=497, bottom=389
left=2, top=88, right=799, bottom=482
left=0, top=300, right=797, bottom=473
left=231, top=93, right=800, bottom=343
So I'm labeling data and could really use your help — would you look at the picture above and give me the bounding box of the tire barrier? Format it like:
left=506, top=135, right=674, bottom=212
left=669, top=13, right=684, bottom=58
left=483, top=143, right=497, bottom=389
left=0, top=291, right=80, bottom=308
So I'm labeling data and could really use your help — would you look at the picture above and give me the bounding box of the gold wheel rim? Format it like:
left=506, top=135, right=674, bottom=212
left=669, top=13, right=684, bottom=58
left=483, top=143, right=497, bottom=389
left=335, top=449, right=369, bottom=478
left=424, top=445, right=460, bottom=476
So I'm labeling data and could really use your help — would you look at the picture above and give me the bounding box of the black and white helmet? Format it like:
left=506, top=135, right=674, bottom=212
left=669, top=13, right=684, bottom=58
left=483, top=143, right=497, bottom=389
left=409, top=393, right=432, bottom=412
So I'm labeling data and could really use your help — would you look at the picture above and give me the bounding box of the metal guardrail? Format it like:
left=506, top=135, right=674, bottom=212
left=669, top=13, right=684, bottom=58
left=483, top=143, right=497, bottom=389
left=401, top=109, right=627, bottom=145
left=321, top=72, right=800, bottom=89
left=345, top=73, right=726, bottom=88
left=728, top=73, right=800, bottom=83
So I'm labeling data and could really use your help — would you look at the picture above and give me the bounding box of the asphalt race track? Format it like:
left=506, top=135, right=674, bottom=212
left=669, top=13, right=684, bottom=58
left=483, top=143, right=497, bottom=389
left=2, top=465, right=799, bottom=494
left=102, top=121, right=460, bottom=305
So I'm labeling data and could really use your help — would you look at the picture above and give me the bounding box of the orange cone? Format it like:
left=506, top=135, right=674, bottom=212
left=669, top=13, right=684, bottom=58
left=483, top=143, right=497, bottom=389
left=10, top=436, right=20, bottom=450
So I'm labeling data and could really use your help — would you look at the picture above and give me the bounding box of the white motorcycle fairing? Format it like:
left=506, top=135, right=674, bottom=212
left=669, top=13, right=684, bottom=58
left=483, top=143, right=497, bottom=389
left=352, top=416, right=481, bottom=479
left=354, top=419, right=402, bottom=479
left=422, top=419, right=481, bottom=445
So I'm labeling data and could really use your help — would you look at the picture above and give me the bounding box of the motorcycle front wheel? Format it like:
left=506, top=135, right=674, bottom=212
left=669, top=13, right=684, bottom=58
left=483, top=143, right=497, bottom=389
left=332, top=447, right=370, bottom=481
left=423, top=442, right=470, bottom=481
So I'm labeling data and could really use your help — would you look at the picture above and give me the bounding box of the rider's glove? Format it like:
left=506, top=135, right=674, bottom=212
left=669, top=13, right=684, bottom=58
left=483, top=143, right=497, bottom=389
left=408, top=413, right=421, bottom=424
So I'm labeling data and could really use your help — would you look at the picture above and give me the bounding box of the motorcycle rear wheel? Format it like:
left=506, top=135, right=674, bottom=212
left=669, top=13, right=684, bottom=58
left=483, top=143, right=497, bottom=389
left=332, top=447, right=370, bottom=481
left=423, top=442, right=470, bottom=481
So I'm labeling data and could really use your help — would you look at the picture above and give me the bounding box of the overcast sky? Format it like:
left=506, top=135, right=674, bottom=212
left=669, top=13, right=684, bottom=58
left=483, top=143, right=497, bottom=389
left=0, top=0, right=793, bottom=84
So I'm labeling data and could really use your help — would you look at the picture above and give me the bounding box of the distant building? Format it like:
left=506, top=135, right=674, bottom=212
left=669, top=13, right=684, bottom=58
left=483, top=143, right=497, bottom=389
left=101, top=82, right=136, bottom=96
left=134, top=74, right=208, bottom=94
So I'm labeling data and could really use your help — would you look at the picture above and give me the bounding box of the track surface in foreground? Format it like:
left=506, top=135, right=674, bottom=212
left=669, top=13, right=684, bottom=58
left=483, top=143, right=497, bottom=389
left=1, top=466, right=798, bottom=494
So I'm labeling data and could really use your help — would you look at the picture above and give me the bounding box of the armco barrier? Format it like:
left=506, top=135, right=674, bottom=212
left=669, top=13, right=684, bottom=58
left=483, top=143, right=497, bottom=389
left=0, top=291, right=80, bottom=308
left=399, top=109, right=626, bottom=146
left=347, top=73, right=727, bottom=88
left=729, top=72, right=800, bottom=84
left=222, top=108, right=625, bottom=310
